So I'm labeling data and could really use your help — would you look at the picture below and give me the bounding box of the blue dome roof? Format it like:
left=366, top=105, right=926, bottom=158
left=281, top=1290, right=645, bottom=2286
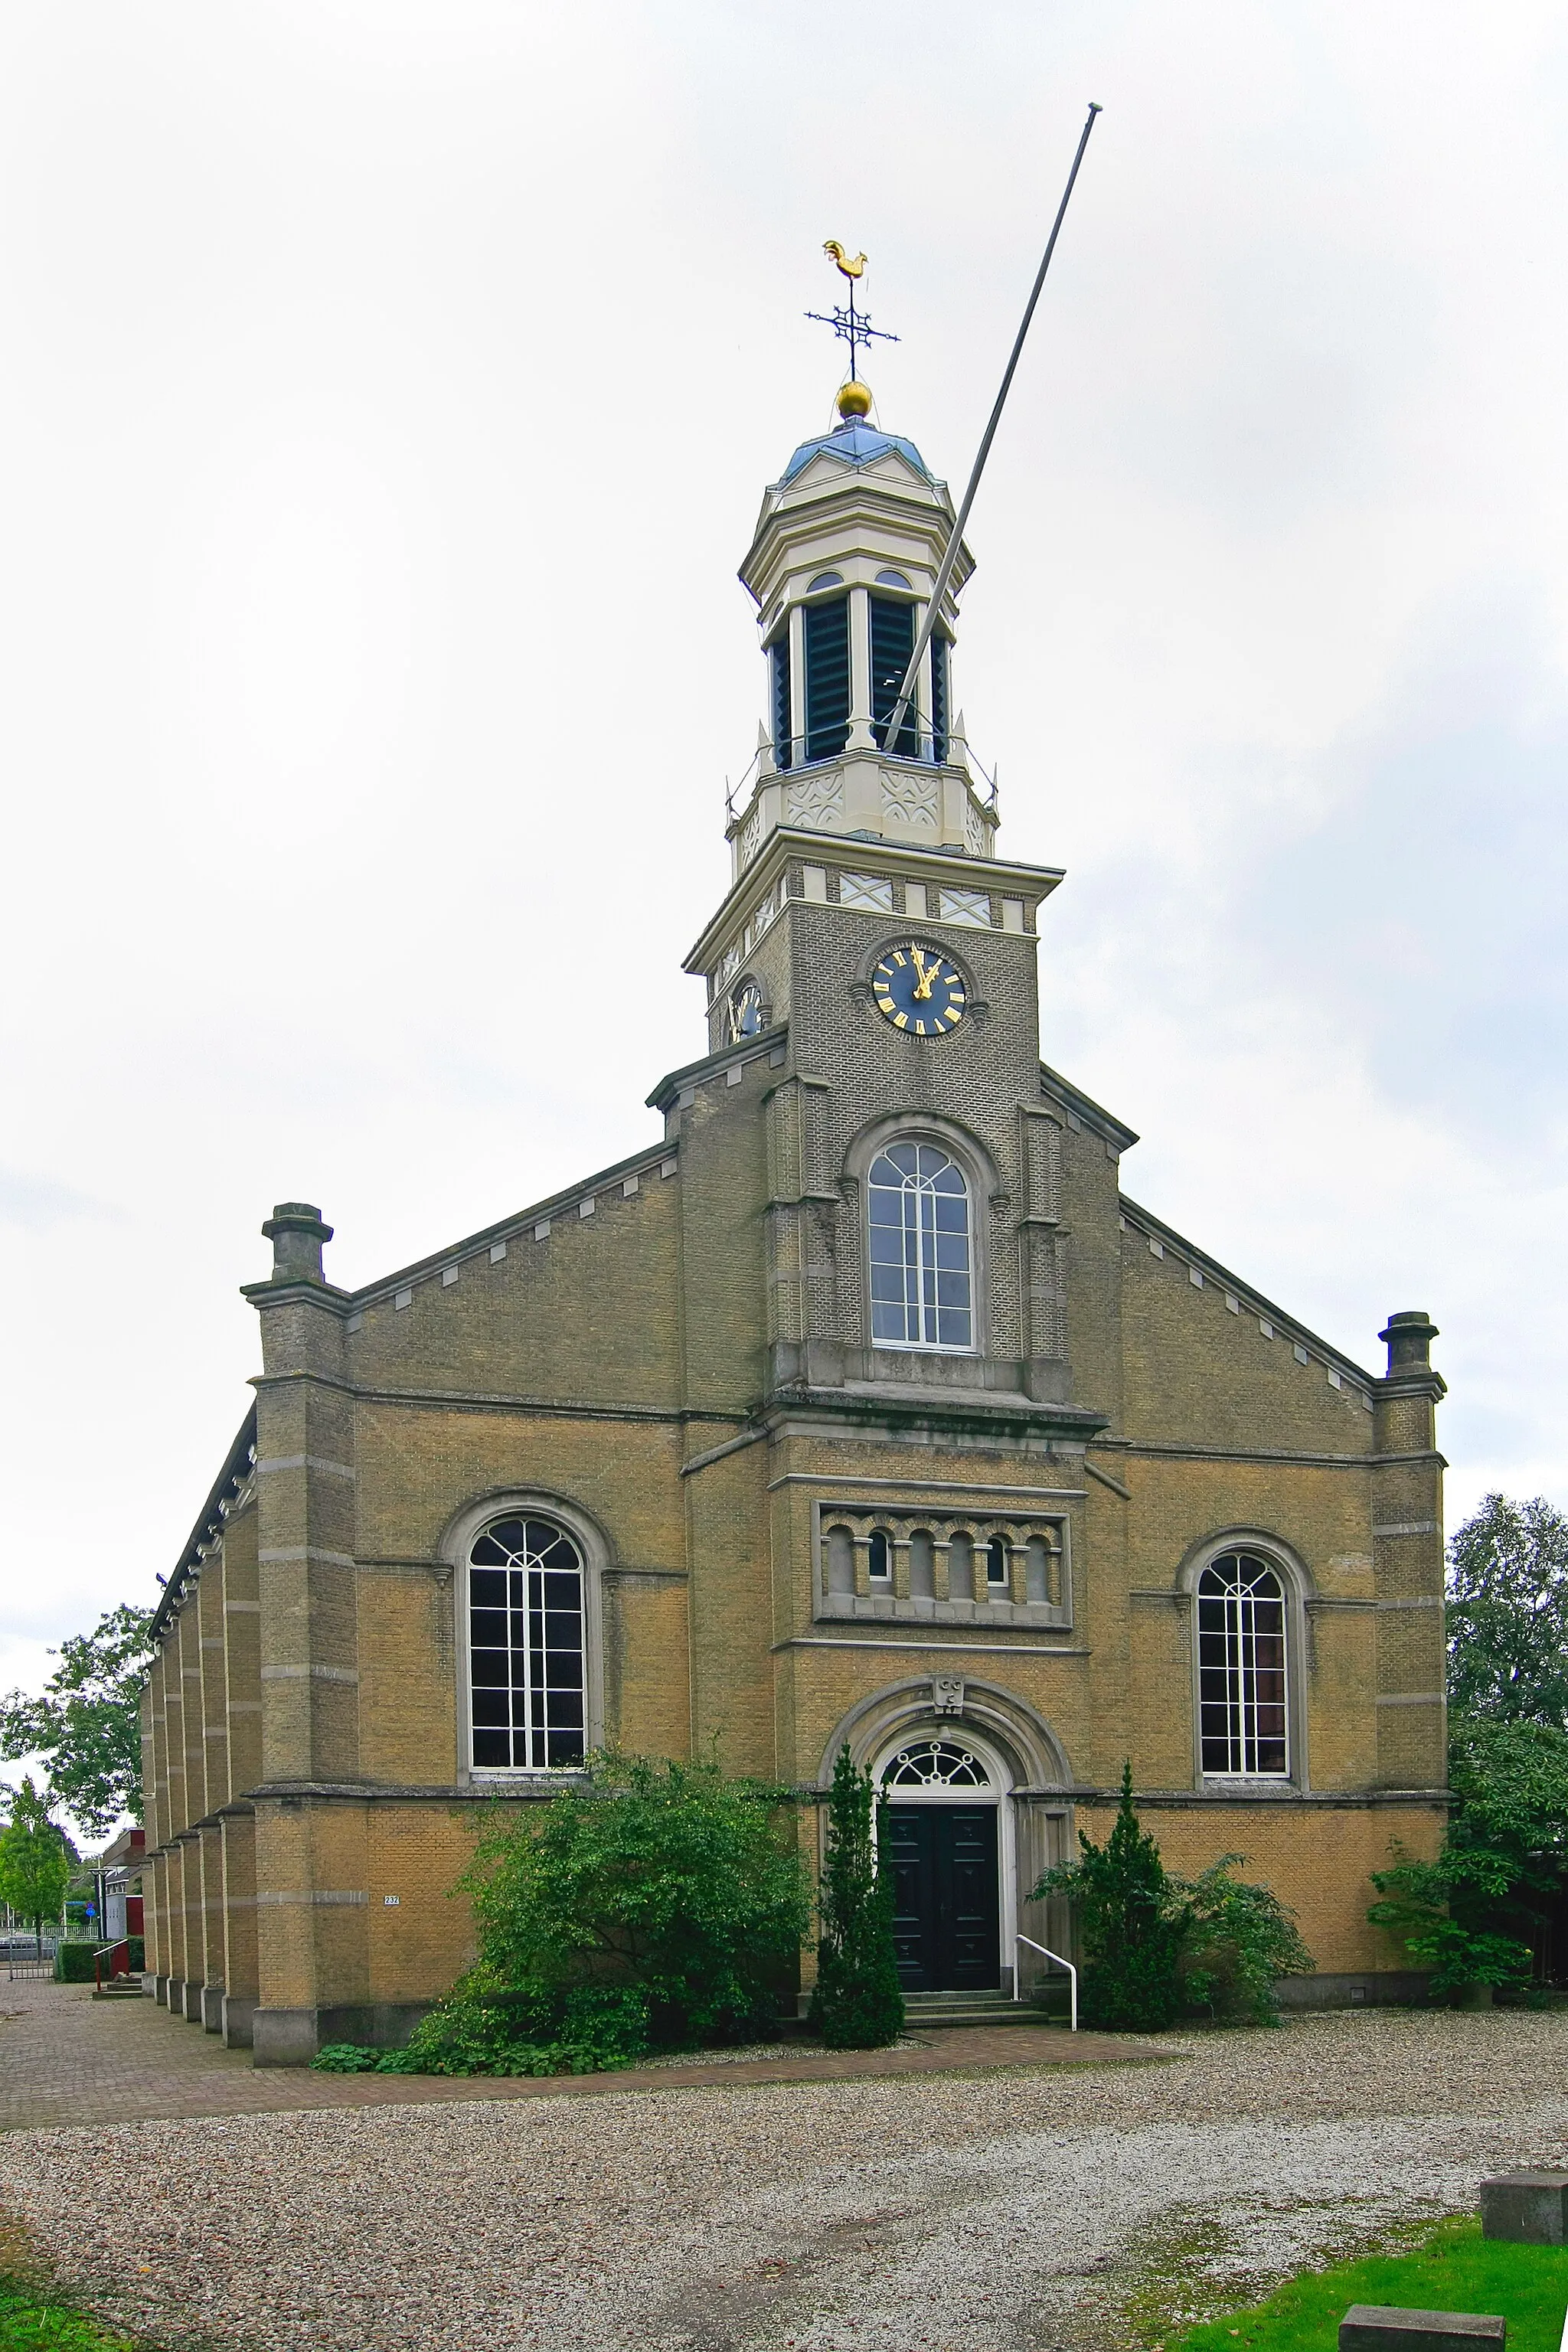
left=779, top=419, right=934, bottom=486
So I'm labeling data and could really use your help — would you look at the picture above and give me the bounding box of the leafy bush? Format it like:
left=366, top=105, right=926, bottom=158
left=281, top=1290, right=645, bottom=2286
left=1035, top=1764, right=1184, bottom=2030
left=1368, top=1845, right=1534, bottom=1998
left=1173, top=1855, right=1313, bottom=2023
left=1035, top=1769, right=1310, bottom=2027
left=462, top=1753, right=809, bottom=2050
left=366, top=1754, right=812, bottom=2075
left=312, top=2043, right=381, bottom=2073
left=378, top=1977, right=652, bottom=2076
left=808, top=1746, right=904, bottom=2049
left=1369, top=1704, right=1568, bottom=1997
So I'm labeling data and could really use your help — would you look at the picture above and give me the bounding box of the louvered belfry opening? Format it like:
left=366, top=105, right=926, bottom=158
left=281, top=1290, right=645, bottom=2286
left=929, top=630, right=950, bottom=763
left=870, top=592, right=919, bottom=756
left=770, top=635, right=792, bottom=771
left=802, top=594, right=851, bottom=763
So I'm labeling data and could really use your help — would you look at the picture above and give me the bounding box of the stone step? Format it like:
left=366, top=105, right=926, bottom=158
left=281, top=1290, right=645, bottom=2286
left=903, top=1997, right=1066, bottom=2029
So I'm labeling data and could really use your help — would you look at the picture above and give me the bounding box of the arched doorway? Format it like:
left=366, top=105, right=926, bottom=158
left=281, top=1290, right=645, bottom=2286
left=876, top=1734, right=1006, bottom=1994
left=817, top=1677, right=1074, bottom=2002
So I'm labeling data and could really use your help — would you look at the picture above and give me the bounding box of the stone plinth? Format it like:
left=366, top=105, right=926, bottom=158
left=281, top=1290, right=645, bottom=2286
left=1480, top=2171, right=1568, bottom=2246
left=1341, top=2308, right=1505, bottom=2352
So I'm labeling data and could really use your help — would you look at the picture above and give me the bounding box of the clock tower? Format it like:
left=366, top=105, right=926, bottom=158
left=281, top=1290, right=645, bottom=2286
left=677, top=387, right=1096, bottom=1426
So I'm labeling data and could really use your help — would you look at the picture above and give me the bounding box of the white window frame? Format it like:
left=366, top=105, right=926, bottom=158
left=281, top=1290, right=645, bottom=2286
left=443, top=1490, right=608, bottom=1786
left=1195, top=1550, right=1291, bottom=1779
left=866, top=1139, right=976, bottom=1354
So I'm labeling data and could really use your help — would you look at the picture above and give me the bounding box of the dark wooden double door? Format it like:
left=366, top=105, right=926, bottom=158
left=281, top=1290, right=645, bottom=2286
left=886, top=1805, right=1001, bottom=1991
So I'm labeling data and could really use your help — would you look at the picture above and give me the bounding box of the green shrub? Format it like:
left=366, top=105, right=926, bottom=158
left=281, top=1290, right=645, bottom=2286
left=1035, top=1769, right=1311, bottom=2029
left=311, top=2043, right=381, bottom=2073
left=808, top=1746, right=905, bottom=2050
left=1368, top=1845, right=1534, bottom=1998
left=1172, top=1855, right=1313, bottom=2023
left=378, top=1977, right=652, bottom=2076
left=382, top=1753, right=812, bottom=2075
left=53, top=1939, right=144, bottom=1984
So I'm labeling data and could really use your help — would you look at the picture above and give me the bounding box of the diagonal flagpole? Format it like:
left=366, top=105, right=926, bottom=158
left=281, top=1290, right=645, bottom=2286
left=876, top=103, right=1103, bottom=762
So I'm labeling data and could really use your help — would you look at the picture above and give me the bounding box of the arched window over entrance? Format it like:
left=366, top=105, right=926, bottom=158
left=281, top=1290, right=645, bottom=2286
left=882, top=1740, right=991, bottom=1788
left=1197, top=1551, right=1289, bottom=1777
left=867, top=1142, right=973, bottom=1351
left=467, top=1516, right=586, bottom=1772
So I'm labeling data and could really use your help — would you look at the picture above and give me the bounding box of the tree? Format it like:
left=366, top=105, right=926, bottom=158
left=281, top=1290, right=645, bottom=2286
left=0, top=1778, right=72, bottom=1955
left=1370, top=1715, right=1568, bottom=1995
left=0, top=1602, right=154, bottom=1835
left=1368, top=1497, right=1568, bottom=1997
left=1035, top=1764, right=1184, bottom=2030
left=1446, top=1494, right=1568, bottom=1730
left=808, top=1745, right=905, bottom=2049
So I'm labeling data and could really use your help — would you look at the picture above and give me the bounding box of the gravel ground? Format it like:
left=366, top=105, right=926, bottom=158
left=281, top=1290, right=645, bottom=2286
left=5, top=2009, right=1568, bottom=2352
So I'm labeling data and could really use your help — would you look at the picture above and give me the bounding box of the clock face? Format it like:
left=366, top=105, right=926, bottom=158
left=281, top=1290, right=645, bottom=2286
left=728, top=979, right=765, bottom=1041
left=871, top=944, right=966, bottom=1037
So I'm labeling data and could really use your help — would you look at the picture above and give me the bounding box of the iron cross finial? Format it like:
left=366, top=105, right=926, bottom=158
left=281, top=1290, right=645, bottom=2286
left=805, top=241, right=899, bottom=385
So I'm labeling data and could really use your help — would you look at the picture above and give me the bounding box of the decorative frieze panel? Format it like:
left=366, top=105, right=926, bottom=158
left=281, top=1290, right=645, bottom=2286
left=814, top=1501, right=1072, bottom=1630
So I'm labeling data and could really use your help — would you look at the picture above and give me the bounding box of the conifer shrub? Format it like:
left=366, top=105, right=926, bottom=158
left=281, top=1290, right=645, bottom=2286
left=808, top=1745, right=906, bottom=2049
left=1033, top=1765, right=1310, bottom=2028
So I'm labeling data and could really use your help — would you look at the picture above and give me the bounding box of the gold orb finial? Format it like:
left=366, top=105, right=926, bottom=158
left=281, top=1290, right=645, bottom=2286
left=836, top=379, right=873, bottom=420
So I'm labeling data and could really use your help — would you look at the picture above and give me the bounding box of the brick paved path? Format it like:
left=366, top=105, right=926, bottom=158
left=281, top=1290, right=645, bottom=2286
left=0, top=1978, right=1154, bottom=2132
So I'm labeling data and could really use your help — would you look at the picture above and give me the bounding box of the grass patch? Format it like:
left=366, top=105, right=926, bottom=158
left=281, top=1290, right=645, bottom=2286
left=0, top=2271, right=140, bottom=2351
left=1167, top=2220, right=1568, bottom=2352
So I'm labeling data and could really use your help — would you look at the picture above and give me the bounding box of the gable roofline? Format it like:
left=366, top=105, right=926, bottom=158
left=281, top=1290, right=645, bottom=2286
left=1040, top=1060, right=1139, bottom=1153
left=1117, top=1194, right=1376, bottom=1390
left=646, top=1022, right=788, bottom=1113
left=346, top=1135, right=678, bottom=1315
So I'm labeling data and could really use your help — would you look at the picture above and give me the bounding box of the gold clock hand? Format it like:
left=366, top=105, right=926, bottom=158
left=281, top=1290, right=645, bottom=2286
left=910, top=950, right=935, bottom=1000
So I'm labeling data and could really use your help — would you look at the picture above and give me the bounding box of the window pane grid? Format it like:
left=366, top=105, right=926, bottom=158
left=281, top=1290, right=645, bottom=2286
left=869, top=1143, right=973, bottom=1351
left=1198, top=1552, right=1288, bottom=1775
left=469, top=1517, right=586, bottom=1771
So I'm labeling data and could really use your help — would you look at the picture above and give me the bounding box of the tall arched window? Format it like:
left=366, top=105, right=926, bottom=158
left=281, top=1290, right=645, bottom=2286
left=867, top=1142, right=973, bottom=1350
left=1197, top=1551, right=1288, bottom=1776
left=468, top=1516, right=586, bottom=1771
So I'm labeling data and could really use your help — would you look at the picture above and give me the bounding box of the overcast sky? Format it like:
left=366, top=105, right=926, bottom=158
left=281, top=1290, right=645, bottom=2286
left=3, top=1, right=1565, bottom=1788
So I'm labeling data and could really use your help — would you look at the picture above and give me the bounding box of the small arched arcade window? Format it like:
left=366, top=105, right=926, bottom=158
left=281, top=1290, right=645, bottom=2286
left=867, top=1142, right=973, bottom=1351
left=1197, top=1551, right=1289, bottom=1777
left=468, top=1516, right=586, bottom=1772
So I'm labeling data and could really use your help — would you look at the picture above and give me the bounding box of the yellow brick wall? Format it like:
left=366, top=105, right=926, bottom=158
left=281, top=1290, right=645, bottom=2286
left=140, top=949, right=1447, bottom=2048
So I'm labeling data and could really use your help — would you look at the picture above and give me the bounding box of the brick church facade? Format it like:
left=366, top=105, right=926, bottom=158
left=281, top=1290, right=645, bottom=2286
left=140, top=390, right=1449, bottom=2063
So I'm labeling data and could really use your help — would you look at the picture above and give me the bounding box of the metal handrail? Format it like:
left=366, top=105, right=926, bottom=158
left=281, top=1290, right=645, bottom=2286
left=1016, top=1930, right=1077, bottom=2032
left=93, top=1939, right=132, bottom=1991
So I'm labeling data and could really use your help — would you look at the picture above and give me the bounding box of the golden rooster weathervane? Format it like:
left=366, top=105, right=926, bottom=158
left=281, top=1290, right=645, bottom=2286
left=805, top=242, right=898, bottom=417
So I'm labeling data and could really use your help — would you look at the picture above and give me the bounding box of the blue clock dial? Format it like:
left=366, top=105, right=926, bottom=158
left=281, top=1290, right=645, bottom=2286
left=871, top=944, right=966, bottom=1037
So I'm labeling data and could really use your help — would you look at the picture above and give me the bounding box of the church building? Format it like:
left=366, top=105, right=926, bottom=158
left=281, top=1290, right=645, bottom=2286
left=139, top=379, right=1449, bottom=2063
